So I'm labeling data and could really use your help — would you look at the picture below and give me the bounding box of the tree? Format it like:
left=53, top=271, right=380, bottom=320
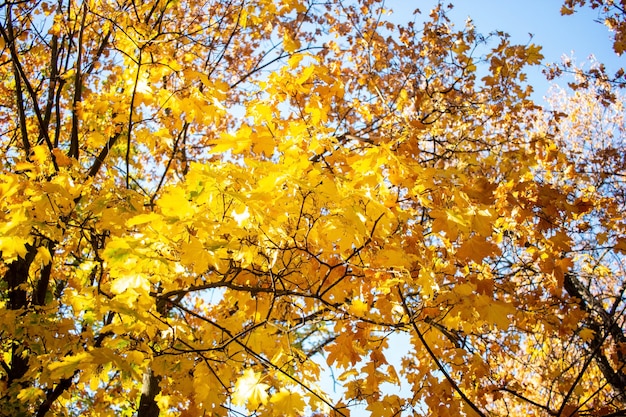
left=0, top=0, right=625, bottom=416
left=561, top=0, right=626, bottom=55
left=556, top=0, right=626, bottom=91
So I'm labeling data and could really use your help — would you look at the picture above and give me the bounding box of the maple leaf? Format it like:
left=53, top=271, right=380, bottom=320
left=366, top=394, right=402, bottom=417
left=482, top=300, right=515, bottom=330
left=283, top=31, right=302, bottom=53
left=614, top=239, right=626, bottom=254
left=270, top=389, right=307, bottom=416
left=232, top=369, right=270, bottom=409
left=525, top=44, right=544, bottom=65
left=457, top=235, right=500, bottom=263
left=579, top=328, right=596, bottom=342
left=48, top=352, right=92, bottom=380
left=110, top=274, right=150, bottom=295
left=348, top=298, right=369, bottom=316
left=180, top=235, right=212, bottom=274
left=0, top=236, right=29, bottom=261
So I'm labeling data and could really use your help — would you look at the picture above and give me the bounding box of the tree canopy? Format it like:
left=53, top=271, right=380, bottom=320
left=1, top=0, right=625, bottom=416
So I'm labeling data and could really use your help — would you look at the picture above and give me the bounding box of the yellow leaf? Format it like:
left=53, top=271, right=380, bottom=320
left=239, top=7, right=248, bottom=28
left=454, top=282, right=475, bottom=297
left=37, top=246, right=52, bottom=265
left=249, top=102, right=275, bottom=125
left=180, top=235, right=212, bottom=274
left=281, top=0, right=307, bottom=13
left=158, top=187, right=195, bottom=218
left=525, top=44, right=543, bottom=65
left=348, top=298, right=368, bottom=316
left=288, top=53, right=304, bottom=68
left=337, top=368, right=359, bottom=381
left=48, top=352, right=92, bottom=379
left=366, top=395, right=401, bottom=417
left=103, top=237, right=132, bottom=262
left=51, top=148, right=73, bottom=167
left=194, top=363, right=223, bottom=409
left=471, top=208, right=495, bottom=237
left=125, top=350, right=145, bottom=366
left=283, top=32, right=301, bottom=53
left=0, top=236, right=29, bottom=261
left=210, top=130, right=252, bottom=154
left=17, top=387, right=45, bottom=403
left=446, top=209, right=470, bottom=229
left=270, top=389, right=306, bottom=416
left=376, top=248, right=413, bottom=268
left=296, top=65, right=315, bottom=85
left=579, top=328, right=595, bottom=341
left=127, top=213, right=161, bottom=227
left=110, top=274, right=150, bottom=294
left=457, top=236, right=500, bottom=263
left=232, top=369, right=269, bottom=409
left=32, top=145, right=49, bottom=166
left=252, top=130, right=276, bottom=156
left=482, top=299, right=515, bottom=330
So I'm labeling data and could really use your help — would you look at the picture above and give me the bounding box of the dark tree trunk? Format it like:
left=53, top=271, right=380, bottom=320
left=4, top=245, right=37, bottom=385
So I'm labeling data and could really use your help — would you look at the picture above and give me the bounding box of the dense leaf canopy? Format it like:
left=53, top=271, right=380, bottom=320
left=1, top=0, right=625, bottom=416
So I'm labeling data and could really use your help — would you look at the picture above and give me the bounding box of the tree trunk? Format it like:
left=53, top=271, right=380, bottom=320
left=137, top=366, right=161, bottom=417
left=5, top=245, right=37, bottom=385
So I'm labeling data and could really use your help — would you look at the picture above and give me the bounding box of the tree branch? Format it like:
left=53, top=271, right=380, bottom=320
left=397, top=287, right=486, bottom=417
left=69, top=2, right=88, bottom=159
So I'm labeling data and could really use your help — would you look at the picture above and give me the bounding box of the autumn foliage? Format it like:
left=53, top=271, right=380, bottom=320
left=1, top=0, right=625, bottom=416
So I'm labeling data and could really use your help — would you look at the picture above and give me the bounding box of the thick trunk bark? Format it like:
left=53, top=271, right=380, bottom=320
left=136, top=295, right=173, bottom=417
left=137, top=366, right=161, bottom=417
left=5, top=245, right=37, bottom=385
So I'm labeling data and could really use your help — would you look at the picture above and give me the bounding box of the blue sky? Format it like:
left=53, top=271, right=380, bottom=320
left=387, top=0, right=624, bottom=102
